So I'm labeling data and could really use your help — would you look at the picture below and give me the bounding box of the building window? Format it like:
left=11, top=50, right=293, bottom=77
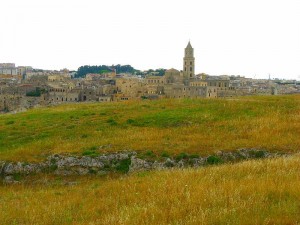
left=190, top=67, right=192, bottom=71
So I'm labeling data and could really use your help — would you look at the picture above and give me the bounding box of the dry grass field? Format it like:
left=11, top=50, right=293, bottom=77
left=1, top=155, right=300, bottom=224
left=0, top=95, right=299, bottom=162
left=1, top=95, right=300, bottom=224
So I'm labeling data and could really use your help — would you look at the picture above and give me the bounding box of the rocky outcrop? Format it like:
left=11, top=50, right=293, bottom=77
left=0, top=149, right=288, bottom=183
left=129, top=149, right=287, bottom=172
left=0, top=152, right=135, bottom=178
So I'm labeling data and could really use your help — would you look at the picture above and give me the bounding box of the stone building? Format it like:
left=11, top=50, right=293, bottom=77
left=115, top=77, right=147, bottom=100
left=0, top=64, right=32, bottom=79
left=0, top=94, right=21, bottom=112
left=85, top=71, right=116, bottom=80
left=46, top=83, right=80, bottom=103
left=164, top=84, right=210, bottom=99
left=164, top=69, right=184, bottom=84
left=48, top=74, right=71, bottom=82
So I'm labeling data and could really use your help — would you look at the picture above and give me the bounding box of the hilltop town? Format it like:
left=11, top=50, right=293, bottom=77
left=1, top=42, right=299, bottom=113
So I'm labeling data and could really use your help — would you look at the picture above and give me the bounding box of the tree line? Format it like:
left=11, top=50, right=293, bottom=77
left=75, top=64, right=166, bottom=78
left=75, top=65, right=137, bottom=78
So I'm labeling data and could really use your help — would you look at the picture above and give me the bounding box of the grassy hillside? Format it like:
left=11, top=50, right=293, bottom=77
left=1, top=155, right=300, bottom=224
left=0, top=95, right=299, bottom=162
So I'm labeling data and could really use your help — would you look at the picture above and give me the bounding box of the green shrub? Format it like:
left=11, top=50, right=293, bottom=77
left=116, top=158, right=131, bottom=173
left=5, top=120, right=15, bottom=125
left=13, top=173, right=22, bottom=181
left=107, top=118, right=117, bottom=126
left=207, top=155, right=222, bottom=165
left=50, top=158, right=56, bottom=164
left=126, top=119, right=135, bottom=124
left=161, top=151, right=170, bottom=158
left=175, top=152, right=189, bottom=161
left=88, top=168, right=97, bottom=174
left=49, top=164, right=58, bottom=172
left=189, top=154, right=199, bottom=159
left=250, top=150, right=266, bottom=159
left=26, top=88, right=45, bottom=97
left=145, top=150, right=156, bottom=158
left=82, top=146, right=99, bottom=157
left=82, top=149, right=99, bottom=157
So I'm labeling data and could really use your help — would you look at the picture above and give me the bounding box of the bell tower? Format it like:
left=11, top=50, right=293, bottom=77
left=183, top=41, right=195, bottom=78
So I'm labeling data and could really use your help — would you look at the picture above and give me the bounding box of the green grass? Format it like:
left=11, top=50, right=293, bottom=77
left=0, top=95, right=299, bottom=162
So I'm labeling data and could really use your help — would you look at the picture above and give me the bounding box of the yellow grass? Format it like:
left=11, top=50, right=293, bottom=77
left=0, top=95, right=299, bottom=161
left=1, top=155, right=300, bottom=224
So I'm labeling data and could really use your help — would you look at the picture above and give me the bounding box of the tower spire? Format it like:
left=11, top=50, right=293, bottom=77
left=183, top=41, right=195, bottom=78
left=186, top=40, right=192, bottom=49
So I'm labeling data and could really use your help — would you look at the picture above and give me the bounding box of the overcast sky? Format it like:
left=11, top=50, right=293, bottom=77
left=1, top=0, right=299, bottom=80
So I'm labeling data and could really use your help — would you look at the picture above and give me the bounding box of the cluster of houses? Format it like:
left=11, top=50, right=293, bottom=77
left=1, top=43, right=299, bottom=113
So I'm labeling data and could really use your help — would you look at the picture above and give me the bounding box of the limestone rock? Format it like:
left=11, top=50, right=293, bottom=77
left=0, top=149, right=286, bottom=180
left=164, top=158, right=176, bottom=168
left=129, top=157, right=152, bottom=172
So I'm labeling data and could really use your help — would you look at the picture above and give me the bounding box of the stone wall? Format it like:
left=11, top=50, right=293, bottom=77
left=0, top=149, right=288, bottom=183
